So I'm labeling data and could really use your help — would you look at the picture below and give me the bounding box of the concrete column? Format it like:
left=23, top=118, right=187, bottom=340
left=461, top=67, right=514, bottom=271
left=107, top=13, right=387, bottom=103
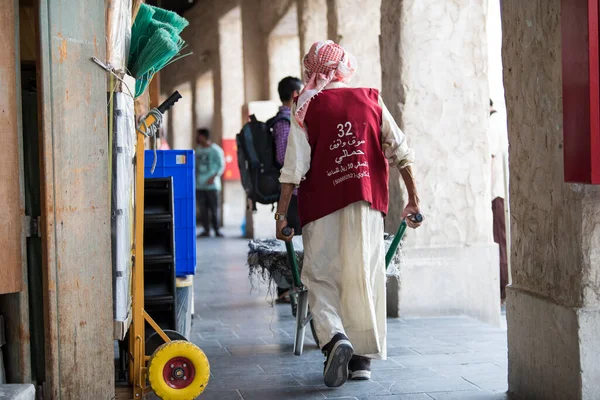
left=241, top=0, right=270, bottom=102
left=218, top=7, right=245, bottom=140
left=380, top=0, right=405, bottom=236
left=327, top=0, right=382, bottom=89
left=502, top=1, right=600, bottom=398
left=172, top=82, right=194, bottom=149
left=296, top=0, right=328, bottom=60
left=268, top=6, right=301, bottom=100
left=194, top=71, right=215, bottom=133
left=380, top=0, right=499, bottom=325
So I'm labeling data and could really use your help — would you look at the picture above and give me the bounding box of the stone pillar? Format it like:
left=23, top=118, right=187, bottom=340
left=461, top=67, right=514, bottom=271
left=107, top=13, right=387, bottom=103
left=269, top=35, right=302, bottom=100
left=380, top=0, right=499, bottom=325
left=502, top=0, right=600, bottom=398
left=297, top=0, right=328, bottom=60
left=195, top=71, right=215, bottom=133
left=218, top=7, right=246, bottom=139
left=327, top=0, right=382, bottom=89
left=241, top=0, right=270, bottom=102
left=171, top=81, right=194, bottom=149
left=268, top=5, right=301, bottom=100
left=380, top=0, right=405, bottom=236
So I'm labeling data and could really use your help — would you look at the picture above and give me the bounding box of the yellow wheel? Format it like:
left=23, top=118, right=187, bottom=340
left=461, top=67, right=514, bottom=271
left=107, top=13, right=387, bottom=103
left=148, top=340, right=210, bottom=400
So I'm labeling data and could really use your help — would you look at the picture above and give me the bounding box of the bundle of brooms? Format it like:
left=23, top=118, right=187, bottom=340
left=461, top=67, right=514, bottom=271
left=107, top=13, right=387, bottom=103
left=128, top=3, right=189, bottom=97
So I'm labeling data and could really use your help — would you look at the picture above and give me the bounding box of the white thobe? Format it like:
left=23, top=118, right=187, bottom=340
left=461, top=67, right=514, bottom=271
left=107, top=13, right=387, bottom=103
left=280, top=82, right=414, bottom=359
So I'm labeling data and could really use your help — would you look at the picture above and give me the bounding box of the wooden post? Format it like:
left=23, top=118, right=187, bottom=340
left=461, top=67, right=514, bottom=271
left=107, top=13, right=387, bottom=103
left=37, top=0, right=114, bottom=397
left=0, top=0, right=32, bottom=383
left=149, top=72, right=161, bottom=109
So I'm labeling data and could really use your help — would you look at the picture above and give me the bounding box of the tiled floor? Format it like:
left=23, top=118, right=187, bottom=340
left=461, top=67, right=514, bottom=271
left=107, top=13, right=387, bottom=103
left=192, top=232, right=509, bottom=400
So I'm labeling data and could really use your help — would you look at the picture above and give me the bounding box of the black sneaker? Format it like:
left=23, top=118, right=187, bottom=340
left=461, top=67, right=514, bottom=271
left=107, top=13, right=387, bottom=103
left=349, top=355, right=371, bottom=380
left=197, top=231, right=210, bottom=238
left=215, top=231, right=224, bottom=238
left=322, top=333, right=353, bottom=387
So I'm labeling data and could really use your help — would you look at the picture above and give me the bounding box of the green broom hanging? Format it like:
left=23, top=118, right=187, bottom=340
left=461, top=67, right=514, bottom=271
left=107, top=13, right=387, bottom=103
left=128, top=4, right=190, bottom=98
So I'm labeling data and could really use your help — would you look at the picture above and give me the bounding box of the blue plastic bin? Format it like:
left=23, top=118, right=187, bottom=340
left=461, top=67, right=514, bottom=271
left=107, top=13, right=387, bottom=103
left=145, top=150, right=196, bottom=276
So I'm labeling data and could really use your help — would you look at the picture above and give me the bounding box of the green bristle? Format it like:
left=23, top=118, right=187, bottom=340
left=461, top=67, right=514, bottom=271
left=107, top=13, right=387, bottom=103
left=135, top=73, right=152, bottom=98
left=130, top=28, right=180, bottom=79
left=129, top=4, right=155, bottom=67
left=128, top=5, right=191, bottom=97
left=149, top=5, right=189, bottom=34
left=148, top=19, right=179, bottom=41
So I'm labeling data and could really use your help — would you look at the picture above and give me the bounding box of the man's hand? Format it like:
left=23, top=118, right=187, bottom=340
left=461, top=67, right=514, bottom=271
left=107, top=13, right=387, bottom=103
left=206, top=176, right=216, bottom=185
left=399, top=166, right=422, bottom=229
left=276, top=220, right=294, bottom=242
left=402, top=200, right=423, bottom=229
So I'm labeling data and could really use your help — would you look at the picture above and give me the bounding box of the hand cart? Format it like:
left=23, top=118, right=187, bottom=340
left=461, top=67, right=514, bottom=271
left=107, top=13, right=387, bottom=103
left=281, top=213, right=422, bottom=356
left=127, top=92, right=210, bottom=400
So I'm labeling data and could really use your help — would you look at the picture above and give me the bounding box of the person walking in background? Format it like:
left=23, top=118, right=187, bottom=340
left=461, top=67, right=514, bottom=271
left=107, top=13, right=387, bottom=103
left=272, top=76, right=303, bottom=303
left=489, top=99, right=509, bottom=302
left=196, top=128, right=225, bottom=238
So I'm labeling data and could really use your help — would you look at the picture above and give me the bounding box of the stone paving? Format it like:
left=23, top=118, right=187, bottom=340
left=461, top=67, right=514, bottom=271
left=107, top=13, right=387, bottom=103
left=192, top=232, right=509, bottom=400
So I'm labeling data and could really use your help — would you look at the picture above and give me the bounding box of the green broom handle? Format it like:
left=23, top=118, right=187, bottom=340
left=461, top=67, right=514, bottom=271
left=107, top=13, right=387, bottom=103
left=282, top=227, right=302, bottom=287
left=385, top=213, right=423, bottom=269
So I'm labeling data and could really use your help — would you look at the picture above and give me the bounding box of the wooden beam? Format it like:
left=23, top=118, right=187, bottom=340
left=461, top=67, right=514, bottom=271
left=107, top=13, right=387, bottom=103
left=149, top=72, right=160, bottom=109
left=37, top=0, right=114, bottom=397
left=0, top=0, right=24, bottom=296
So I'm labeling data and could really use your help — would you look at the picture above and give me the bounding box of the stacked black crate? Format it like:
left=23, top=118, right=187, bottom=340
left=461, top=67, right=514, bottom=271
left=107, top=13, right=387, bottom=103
left=144, top=177, right=177, bottom=336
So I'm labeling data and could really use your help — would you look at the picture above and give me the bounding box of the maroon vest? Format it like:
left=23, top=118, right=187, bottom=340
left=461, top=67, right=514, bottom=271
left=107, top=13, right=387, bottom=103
left=298, top=88, right=388, bottom=226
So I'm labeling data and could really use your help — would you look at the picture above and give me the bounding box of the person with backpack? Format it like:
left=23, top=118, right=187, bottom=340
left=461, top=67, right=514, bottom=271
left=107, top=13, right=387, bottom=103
left=273, top=77, right=303, bottom=234
left=275, top=41, right=422, bottom=388
left=271, top=76, right=303, bottom=303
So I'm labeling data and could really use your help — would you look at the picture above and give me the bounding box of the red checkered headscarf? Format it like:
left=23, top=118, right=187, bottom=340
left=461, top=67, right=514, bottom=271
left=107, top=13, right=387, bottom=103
left=294, top=40, right=357, bottom=128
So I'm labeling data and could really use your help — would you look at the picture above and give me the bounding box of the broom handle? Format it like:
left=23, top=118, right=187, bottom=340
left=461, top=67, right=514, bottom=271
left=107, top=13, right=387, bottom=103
left=385, top=214, right=423, bottom=269
left=281, top=227, right=302, bottom=288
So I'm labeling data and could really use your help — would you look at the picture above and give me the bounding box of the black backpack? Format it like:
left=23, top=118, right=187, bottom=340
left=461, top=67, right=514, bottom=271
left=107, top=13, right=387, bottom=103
left=236, top=113, right=290, bottom=209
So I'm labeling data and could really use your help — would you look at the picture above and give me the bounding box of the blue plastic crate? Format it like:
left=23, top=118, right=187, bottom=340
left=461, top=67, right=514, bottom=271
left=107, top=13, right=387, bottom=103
left=145, top=150, right=196, bottom=276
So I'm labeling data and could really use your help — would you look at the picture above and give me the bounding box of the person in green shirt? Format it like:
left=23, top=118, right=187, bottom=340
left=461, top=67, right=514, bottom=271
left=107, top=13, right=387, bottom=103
left=196, top=128, right=225, bottom=237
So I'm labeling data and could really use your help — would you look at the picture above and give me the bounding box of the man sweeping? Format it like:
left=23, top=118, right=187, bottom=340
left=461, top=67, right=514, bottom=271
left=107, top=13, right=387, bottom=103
left=275, top=40, right=422, bottom=388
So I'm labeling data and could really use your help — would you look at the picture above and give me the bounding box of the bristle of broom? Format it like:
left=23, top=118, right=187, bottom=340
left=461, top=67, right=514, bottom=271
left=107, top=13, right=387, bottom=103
left=129, top=3, right=155, bottom=69
left=148, top=5, right=189, bottom=34
left=128, top=4, right=191, bottom=97
left=131, top=28, right=180, bottom=78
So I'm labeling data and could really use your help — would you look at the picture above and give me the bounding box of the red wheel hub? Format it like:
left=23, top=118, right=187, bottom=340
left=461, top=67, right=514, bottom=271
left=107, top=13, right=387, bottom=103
left=162, top=356, right=195, bottom=389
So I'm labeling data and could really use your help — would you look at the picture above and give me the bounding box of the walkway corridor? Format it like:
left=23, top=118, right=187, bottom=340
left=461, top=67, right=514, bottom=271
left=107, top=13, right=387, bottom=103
left=193, top=234, right=509, bottom=400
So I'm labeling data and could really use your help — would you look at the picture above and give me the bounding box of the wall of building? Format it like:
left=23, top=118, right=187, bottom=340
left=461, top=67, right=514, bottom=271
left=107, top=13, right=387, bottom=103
left=502, top=0, right=600, bottom=398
